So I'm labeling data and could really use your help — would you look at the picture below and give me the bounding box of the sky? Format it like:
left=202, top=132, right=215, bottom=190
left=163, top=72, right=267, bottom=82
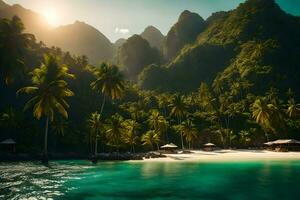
left=4, top=0, right=300, bottom=42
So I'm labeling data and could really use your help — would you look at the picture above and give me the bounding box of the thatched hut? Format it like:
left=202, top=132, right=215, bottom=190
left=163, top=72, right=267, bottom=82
left=160, top=143, right=178, bottom=153
left=0, top=138, right=16, bottom=153
left=203, top=143, right=217, bottom=151
left=264, top=139, right=300, bottom=151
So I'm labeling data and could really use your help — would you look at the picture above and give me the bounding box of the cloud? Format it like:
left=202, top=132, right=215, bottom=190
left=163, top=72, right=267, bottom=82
left=115, top=27, right=130, bottom=34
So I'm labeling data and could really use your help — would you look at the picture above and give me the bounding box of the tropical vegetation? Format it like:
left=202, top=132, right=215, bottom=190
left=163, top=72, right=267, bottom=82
left=1, top=0, right=300, bottom=159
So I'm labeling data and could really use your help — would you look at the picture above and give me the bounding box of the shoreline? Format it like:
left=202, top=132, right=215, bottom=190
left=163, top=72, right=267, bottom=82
left=1, top=150, right=300, bottom=163
left=130, top=150, right=300, bottom=163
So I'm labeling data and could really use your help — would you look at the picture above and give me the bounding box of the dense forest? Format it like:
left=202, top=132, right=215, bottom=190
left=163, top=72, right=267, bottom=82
left=1, top=0, right=300, bottom=158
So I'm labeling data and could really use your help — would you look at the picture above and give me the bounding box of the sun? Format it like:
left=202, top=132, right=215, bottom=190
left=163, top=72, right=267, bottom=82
left=43, top=9, right=59, bottom=26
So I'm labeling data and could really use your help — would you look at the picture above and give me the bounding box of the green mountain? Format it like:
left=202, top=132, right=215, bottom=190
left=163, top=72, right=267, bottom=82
left=139, top=0, right=300, bottom=95
left=0, top=1, right=114, bottom=64
left=163, top=10, right=206, bottom=61
left=140, top=26, right=164, bottom=50
left=117, top=34, right=161, bottom=80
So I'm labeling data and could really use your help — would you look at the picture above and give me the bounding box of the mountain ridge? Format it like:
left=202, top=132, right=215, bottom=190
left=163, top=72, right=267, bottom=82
left=139, top=0, right=300, bottom=96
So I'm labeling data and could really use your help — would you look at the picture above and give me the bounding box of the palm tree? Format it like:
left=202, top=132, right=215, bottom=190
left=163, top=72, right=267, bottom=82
left=87, top=112, right=102, bottom=157
left=106, top=114, right=124, bottom=152
left=156, top=93, right=170, bottom=117
left=0, top=16, right=33, bottom=85
left=198, top=82, right=213, bottom=111
left=287, top=98, right=300, bottom=118
left=141, top=130, right=160, bottom=150
left=181, top=119, right=198, bottom=149
left=122, top=119, right=139, bottom=153
left=239, top=130, right=251, bottom=147
left=148, top=110, right=169, bottom=143
left=251, top=98, right=272, bottom=141
left=169, top=94, right=187, bottom=149
left=17, top=54, right=74, bottom=163
left=90, top=63, right=125, bottom=115
left=0, top=107, right=24, bottom=137
left=51, top=117, right=67, bottom=152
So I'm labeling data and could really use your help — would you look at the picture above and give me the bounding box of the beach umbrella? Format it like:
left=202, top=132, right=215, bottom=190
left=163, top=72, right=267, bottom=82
left=160, top=143, right=178, bottom=149
left=271, top=139, right=300, bottom=145
left=0, top=138, right=16, bottom=152
left=264, top=141, right=274, bottom=145
left=0, top=138, right=16, bottom=144
left=203, top=143, right=216, bottom=147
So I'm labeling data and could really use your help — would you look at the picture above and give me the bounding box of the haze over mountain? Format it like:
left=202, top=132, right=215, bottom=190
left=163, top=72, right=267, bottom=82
left=114, top=38, right=127, bottom=49
left=47, top=21, right=114, bottom=64
left=0, top=0, right=114, bottom=64
left=0, top=1, right=50, bottom=40
left=140, top=26, right=164, bottom=50
left=139, top=0, right=300, bottom=96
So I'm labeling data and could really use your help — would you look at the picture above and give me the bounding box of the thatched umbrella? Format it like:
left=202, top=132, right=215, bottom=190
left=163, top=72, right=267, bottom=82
left=272, top=139, right=300, bottom=144
left=264, top=139, right=300, bottom=151
left=204, top=143, right=216, bottom=147
left=160, top=143, right=178, bottom=153
left=160, top=143, right=178, bottom=149
left=203, top=143, right=217, bottom=151
left=0, top=138, right=16, bottom=152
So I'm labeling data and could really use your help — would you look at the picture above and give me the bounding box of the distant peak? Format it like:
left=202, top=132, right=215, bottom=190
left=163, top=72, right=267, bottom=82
left=11, top=4, right=24, bottom=9
left=74, top=20, right=86, bottom=25
left=179, top=10, right=193, bottom=19
left=241, top=0, right=279, bottom=10
left=144, top=25, right=159, bottom=31
left=178, top=10, right=204, bottom=22
left=181, top=10, right=192, bottom=16
left=142, top=25, right=163, bottom=35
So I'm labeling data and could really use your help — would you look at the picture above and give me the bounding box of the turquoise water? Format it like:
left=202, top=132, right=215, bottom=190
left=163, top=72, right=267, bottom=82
left=1, top=160, right=300, bottom=200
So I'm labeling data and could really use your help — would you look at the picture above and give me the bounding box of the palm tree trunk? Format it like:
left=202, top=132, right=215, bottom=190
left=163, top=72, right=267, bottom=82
left=264, top=129, right=269, bottom=142
left=178, top=117, right=185, bottom=150
left=95, top=94, right=105, bottom=160
left=43, top=116, right=49, bottom=163
left=94, top=136, right=98, bottom=156
left=100, top=94, right=106, bottom=115
left=166, top=132, right=169, bottom=144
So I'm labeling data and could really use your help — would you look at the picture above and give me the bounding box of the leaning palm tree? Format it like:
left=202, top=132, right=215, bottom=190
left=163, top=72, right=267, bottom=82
left=0, top=16, right=33, bottom=85
left=87, top=112, right=102, bottom=157
left=90, top=63, right=125, bottom=115
left=287, top=98, right=300, bottom=118
left=251, top=98, right=272, bottom=141
left=17, top=54, right=74, bottom=163
left=141, top=130, right=160, bottom=150
left=169, top=94, right=187, bottom=149
left=122, top=119, right=139, bottom=153
left=181, top=119, right=198, bottom=149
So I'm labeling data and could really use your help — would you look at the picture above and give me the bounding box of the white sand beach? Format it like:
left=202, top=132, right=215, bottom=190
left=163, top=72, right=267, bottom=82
left=132, top=150, right=300, bottom=162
